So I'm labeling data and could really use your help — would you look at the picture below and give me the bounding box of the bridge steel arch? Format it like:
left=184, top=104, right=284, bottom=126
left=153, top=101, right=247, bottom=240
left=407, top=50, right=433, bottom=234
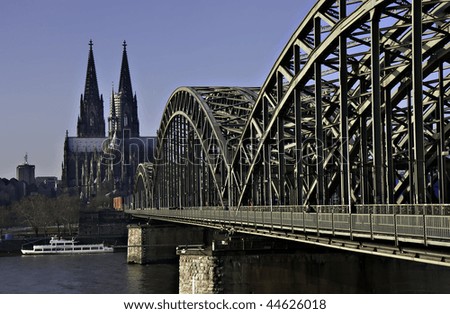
left=137, top=0, right=450, bottom=211
left=228, top=0, right=450, bottom=209
left=149, top=87, right=258, bottom=208
left=134, top=163, right=154, bottom=208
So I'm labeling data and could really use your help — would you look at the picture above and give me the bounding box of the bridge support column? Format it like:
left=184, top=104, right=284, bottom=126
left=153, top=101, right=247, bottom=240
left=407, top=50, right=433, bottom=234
left=178, top=249, right=223, bottom=294
left=127, top=225, right=150, bottom=264
left=177, top=234, right=300, bottom=294
left=127, top=222, right=205, bottom=264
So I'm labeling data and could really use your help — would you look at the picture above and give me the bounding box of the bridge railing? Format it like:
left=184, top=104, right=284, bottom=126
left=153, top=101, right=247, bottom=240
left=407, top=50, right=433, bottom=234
left=131, top=207, right=450, bottom=247
left=372, top=214, right=395, bottom=236
left=355, top=204, right=450, bottom=215
left=132, top=204, right=450, bottom=215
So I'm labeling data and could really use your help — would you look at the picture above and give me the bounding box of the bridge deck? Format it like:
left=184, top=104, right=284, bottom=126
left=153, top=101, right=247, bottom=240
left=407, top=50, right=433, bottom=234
left=126, top=207, right=450, bottom=267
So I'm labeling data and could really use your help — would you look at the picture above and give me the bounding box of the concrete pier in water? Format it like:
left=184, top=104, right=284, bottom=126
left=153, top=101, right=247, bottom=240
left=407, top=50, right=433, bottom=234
left=128, top=222, right=301, bottom=293
left=127, top=222, right=205, bottom=264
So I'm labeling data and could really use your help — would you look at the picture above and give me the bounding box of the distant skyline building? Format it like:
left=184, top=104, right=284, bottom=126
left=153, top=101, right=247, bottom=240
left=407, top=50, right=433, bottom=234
left=62, top=41, right=155, bottom=198
left=16, top=153, right=35, bottom=185
left=0, top=156, right=59, bottom=205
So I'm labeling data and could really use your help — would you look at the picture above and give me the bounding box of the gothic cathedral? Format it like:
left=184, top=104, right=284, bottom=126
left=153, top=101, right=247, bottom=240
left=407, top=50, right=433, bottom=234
left=62, top=41, right=155, bottom=199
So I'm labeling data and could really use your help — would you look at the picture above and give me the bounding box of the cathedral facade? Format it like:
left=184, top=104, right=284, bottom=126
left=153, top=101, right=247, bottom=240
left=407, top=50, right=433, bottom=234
left=62, top=41, right=155, bottom=199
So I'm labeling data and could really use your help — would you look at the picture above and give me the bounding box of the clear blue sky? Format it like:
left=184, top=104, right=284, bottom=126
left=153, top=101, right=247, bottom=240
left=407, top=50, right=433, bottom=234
left=0, top=0, right=316, bottom=179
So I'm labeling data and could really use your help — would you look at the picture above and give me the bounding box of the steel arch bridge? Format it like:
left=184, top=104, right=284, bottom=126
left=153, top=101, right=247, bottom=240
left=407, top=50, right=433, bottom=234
left=135, top=0, right=450, bottom=211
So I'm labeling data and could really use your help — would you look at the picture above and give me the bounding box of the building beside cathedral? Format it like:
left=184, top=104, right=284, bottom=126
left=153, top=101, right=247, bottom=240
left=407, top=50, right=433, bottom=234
left=62, top=40, right=155, bottom=199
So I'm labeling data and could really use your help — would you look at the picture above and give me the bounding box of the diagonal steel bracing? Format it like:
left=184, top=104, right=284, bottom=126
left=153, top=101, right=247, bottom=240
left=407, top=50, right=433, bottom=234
left=136, top=0, right=450, bottom=210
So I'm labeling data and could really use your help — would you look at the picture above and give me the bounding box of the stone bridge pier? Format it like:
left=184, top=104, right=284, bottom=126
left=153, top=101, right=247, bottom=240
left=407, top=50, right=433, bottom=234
left=127, top=222, right=297, bottom=293
left=176, top=234, right=298, bottom=294
left=127, top=221, right=206, bottom=264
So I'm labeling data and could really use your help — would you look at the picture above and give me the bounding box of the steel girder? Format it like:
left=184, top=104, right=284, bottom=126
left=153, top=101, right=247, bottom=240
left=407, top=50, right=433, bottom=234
left=134, top=163, right=154, bottom=208
left=150, top=87, right=258, bottom=208
left=229, top=0, right=450, bottom=208
left=139, top=0, right=450, bottom=209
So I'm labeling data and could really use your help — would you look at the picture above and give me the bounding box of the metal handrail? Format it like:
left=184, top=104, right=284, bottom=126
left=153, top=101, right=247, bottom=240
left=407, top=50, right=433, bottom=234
left=131, top=207, right=450, bottom=247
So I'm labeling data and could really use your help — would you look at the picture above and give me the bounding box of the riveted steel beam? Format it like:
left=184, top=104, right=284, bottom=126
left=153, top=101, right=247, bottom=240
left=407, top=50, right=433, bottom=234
left=141, top=0, right=450, bottom=210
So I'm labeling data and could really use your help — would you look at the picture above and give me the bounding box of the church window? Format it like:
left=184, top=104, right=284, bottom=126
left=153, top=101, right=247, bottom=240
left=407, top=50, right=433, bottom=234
left=124, top=114, right=129, bottom=127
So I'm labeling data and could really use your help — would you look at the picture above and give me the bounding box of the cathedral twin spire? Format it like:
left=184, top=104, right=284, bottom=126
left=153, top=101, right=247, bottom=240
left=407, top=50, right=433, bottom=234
left=77, top=40, right=105, bottom=138
left=110, top=41, right=140, bottom=138
left=77, top=40, right=139, bottom=139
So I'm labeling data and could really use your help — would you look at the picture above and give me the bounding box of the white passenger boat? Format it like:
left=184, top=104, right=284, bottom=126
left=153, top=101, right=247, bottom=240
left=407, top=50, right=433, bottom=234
left=21, top=236, right=114, bottom=255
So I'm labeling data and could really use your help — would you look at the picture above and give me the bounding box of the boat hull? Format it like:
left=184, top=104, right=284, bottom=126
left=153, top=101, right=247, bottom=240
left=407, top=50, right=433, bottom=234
left=21, top=247, right=114, bottom=255
left=21, top=236, right=114, bottom=255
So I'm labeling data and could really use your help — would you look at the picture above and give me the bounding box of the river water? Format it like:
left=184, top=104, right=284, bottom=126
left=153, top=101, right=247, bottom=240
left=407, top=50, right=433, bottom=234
left=1, top=249, right=450, bottom=293
left=0, top=252, right=178, bottom=293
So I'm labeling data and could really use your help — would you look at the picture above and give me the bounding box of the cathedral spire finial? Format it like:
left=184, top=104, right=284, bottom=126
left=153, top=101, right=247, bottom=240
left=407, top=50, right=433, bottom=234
left=116, top=40, right=139, bottom=137
left=118, top=40, right=132, bottom=98
left=77, top=40, right=105, bottom=137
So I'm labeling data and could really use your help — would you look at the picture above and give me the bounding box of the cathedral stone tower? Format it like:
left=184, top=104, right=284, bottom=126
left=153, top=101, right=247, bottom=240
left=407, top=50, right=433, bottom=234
left=108, top=41, right=139, bottom=139
left=77, top=40, right=106, bottom=137
left=62, top=40, right=154, bottom=198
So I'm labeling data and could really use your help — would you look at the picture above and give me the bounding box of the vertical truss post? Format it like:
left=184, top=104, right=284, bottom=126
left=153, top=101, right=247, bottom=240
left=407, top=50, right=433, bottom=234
left=173, top=122, right=178, bottom=207
left=197, top=134, right=203, bottom=207
left=278, top=116, right=286, bottom=205
left=294, top=86, right=303, bottom=205
left=277, top=71, right=284, bottom=103
left=175, top=116, right=181, bottom=208
left=160, top=147, right=164, bottom=207
left=187, top=124, right=193, bottom=207
left=412, top=0, right=426, bottom=204
left=339, top=0, right=350, bottom=208
left=165, top=143, right=168, bottom=208
left=294, top=44, right=303, bottom=205
left=171, top=123, right=176, bottom=207
left=157, top=166, right=161, bottom=208
left=371, top=9, right=384, bottom=204
left=168, top=124, right=172, bottom=208
left=314, top=16, right=325, bottom=205
left=384, top=51, right=395, bottom=204
left=179, top=117, right=184, bottom=207
left=407, top=90, right=415, bottom=203
left=360, top=112, right=369, bottom=204
left=240, top=136, right=245, bottom=205
left=228, top=163, right=233, bottom=208
left=250, top=127, right=258, bottom=205
left=265, top=148, right=271, bottom=206
left=437, top=62, right=447, bottom=203
left=183, top=119, right=189, bottom=208
left=167, top=137, right=170, bottom=208
left=263, top=97, right=271, bottom=205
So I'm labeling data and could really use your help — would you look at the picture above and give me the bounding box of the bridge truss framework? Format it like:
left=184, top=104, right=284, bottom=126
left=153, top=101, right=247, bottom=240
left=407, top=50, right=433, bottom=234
left=134, top=0, right=450, bottom=211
